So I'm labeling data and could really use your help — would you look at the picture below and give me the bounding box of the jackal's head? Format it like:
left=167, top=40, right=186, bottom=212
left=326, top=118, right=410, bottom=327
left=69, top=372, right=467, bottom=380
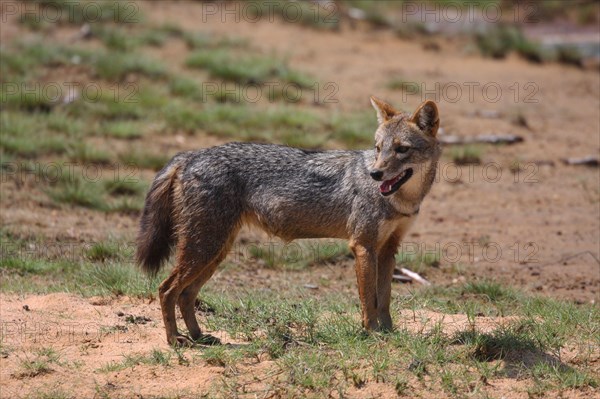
left=369, top=97, right=441, bottom=197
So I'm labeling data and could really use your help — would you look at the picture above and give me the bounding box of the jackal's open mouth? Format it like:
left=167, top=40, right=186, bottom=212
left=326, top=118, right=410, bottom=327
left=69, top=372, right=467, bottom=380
left=379, top=168, right=413, bottom=196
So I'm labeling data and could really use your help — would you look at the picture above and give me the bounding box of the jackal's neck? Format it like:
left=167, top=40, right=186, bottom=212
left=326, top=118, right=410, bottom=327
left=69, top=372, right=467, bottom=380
left=392, top=158, right=438, bottom=214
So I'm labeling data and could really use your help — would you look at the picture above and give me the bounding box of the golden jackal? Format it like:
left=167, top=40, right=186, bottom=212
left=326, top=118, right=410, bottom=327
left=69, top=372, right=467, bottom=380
left=137, top=97, right=441, bottom=346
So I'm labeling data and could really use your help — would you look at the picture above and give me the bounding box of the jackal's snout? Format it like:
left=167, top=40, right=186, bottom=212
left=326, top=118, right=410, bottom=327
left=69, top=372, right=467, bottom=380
left=369, top=170, right=384, bottom=181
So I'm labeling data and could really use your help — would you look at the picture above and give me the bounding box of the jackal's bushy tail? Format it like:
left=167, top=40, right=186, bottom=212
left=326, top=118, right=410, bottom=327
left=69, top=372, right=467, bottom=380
left=136, top=156, right=185, bottom=276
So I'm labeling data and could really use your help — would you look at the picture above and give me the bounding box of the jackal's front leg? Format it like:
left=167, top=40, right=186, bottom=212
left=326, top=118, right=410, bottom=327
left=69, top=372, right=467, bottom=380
left=350, top=241, right=378, bottom=330
left=377, top=236, right=401, bottom=331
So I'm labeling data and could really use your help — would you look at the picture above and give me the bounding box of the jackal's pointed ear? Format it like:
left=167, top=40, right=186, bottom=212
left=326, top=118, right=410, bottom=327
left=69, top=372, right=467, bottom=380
left=411, top=100, right=439, bottom=137
left=370, top=96, right=398, bottom=125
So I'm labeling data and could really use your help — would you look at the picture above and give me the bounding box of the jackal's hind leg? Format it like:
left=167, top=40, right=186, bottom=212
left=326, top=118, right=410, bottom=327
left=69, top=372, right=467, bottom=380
left=163, top=208, right=240, bottom=347
left=177, top=251, right=229, bottom=345
left=158, top=269, right=190, bottom=347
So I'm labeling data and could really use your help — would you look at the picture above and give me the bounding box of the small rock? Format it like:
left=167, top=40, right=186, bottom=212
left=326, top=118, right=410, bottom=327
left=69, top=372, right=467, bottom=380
left=533, top=160, right=555, bottom=167
left=116, top=311, right=124, bottom=317
left=393, top=274, right=412, bottom=283
left=562, top=156, right=599, bottom=167
left=79, top=24, right=92, bottom=40
left=303, top=284, right=318, bottom=290
left=124, top=315, right=152, bottom=324
left=22, top=305, right=30, bottom=311
left=348, top=8, right=366, bottom=20
left=478, top=110, right=502, bottom=119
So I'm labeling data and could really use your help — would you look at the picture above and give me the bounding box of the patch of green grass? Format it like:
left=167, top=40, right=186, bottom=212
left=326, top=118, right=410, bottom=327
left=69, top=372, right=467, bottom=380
left=47, top=174, right=107, bottom=210
left=86, top=240, right=129, bottom=263
left=118, top=149, right=171, bottom=171
left=395, top=21, right=429, bottom=39
left=476, top=25, right=521, bottom=59
left=1, top=248, right=164, bottom=297
left=92, top=25, right=139, bottom=51
left=168, top=76, right=202, bottom=100
left=462, top=280, right=517, bottom=302
left=106, top=196, right=145, bottom=214
left=182, top=31, right=248, bottom=51
left=2, top=36, right=165, bottom=83
left=329, top=111, right=377, bottom=149
left=1, top=83, right=56, bottom=112
left=93, top=52, right=166, bottom=81
left=67, top=84, right=169, bottom=123
left=201, top=345, right=245, bottom=368
left=387, top=78, right=421, bottom=93
left=183, top=31, right=213, bottom=49
left=165, top=103, right=324, bottom=147
left=205, top=287, right=599, bottom=397
left=0, top=112, right=68, bottom=157
left=68, top=86, right=167, bottom=121
left=247, top=1, right=340, bottom=30
left=19, top=12, right=53, bottom=31
left=476, top=24, right=548, bottom=63
left=395, top=250, right=440, bottom=275
left=454, top=324, right=539, bottom=361
left=281, top=349, right=337, bottom=389
left=138, top=28, right=170, bottom=47
left=515, top=40, right=548, bottom=64
left=102, top=120, right=146, bottom=139
left=556, top=45, right=585, bottom=67
left=103, top=178, right=147, bottom=197
left=93, top=24, right=174, bottom=50
left=45, top=172, right=147, bottom=212
left=155, top=23, right=184, bottom=38
left=0, top=257, right=75, bottom=276
left=23, top=0, right=143, bottom=25
left=0, top=41, right=92, bottom=81
left=186, top=48, right=314, bottom=88
left=247, top=239, right=350, bottom=271
left=18, top=347, right=61, bottom=377
left=67, top=142, right=112, bottom=165
left=25, top=388, right=73, bottom=399
left=46, top=112, right=85, bottom=135
left=98, top=349, right=172, bottom=372
left=449, top=145, right=482, bottom=165
left=531, top=362, right=598, bottom=390
left=149, top=348, right=172, bottom=366
left=79, top=262, right=159, bottom=297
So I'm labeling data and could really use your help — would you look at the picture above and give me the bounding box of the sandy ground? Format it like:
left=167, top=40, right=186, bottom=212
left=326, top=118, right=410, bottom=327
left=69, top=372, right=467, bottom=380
left=5, top=292, right=595, bottom=399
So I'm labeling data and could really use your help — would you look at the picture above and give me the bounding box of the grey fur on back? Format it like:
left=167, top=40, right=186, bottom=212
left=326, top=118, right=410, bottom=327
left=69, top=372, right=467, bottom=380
left=173, top=142, right=435, bottom=241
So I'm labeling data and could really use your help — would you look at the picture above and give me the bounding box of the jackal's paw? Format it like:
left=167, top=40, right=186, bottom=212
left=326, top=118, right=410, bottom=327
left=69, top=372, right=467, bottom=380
left=194, top=334, right=221, bottom=346
left=376, top=322, right=394, bottom=333
left=170, top=334, right=195, bottom=348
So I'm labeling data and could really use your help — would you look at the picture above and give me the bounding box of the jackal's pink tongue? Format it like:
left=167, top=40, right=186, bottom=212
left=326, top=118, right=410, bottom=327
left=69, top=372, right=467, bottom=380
left=379, top=172, right=404, bottom=193
left=380, top=182, right=391, bottom=193
left=379, top=178, right=396, bottom=193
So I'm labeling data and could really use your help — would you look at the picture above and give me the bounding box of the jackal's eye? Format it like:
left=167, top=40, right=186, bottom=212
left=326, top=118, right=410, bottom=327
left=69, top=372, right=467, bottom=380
left=395, top=146, right=410, bottom=154
left=375, top=145, right=381, bottom=153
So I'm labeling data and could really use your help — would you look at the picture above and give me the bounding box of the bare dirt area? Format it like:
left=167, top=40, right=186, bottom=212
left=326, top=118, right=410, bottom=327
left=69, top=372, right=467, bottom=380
left=3, top=292, right=594, bottom=399
left=1, top=1, right=599, bottom=398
